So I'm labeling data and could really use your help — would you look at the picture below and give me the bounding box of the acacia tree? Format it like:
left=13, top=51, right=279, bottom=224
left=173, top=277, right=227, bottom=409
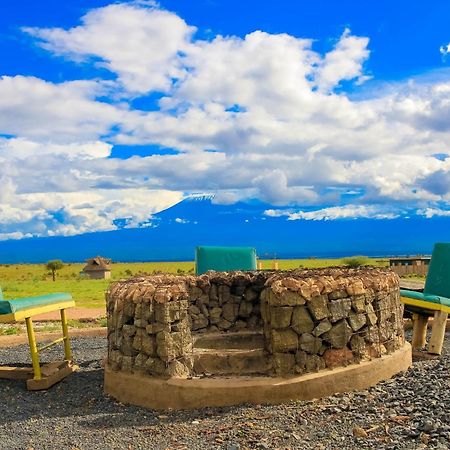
left=46, top=259, right=64, bottom=281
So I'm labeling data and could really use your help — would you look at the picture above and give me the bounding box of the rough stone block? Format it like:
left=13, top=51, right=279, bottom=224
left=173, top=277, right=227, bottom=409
left=238, top=301, right=254, bottom=318
left=244, top=288, right=258, bottom=302
left=209, top=307, right=222, bottom=324
left=346, top=280, right=366, bottom=296
left=134, top=353, right=148, bottom=370
left=291, top=306, right=314, bottom=334
left=167, top=360, right=191, bottom=378
left=323, top=348, right=354, bottom=368
left=122, top=324, right=137, bottom=337
left=145, top=357, right=166, bottom=376
left=313, top=319, right=332, bottom=336
left=120, top=336, right=137, bottom=356
left=329, top=298, right=352, bottom=322
left=248, top=314, right=259, bottom=328
left=366, top=303, right=378, bottom=326
left=189, top=305, right=200, bottom=315
left=305, top=354, right=326, bottom=372
left=222, top=302, right=239, bottom=322
left=323, top=320, right=352, bottom=349
left=233, top=320, right=247, bottom=330
left=270, top=306, right=293, bottom=329
left=299, top=333, right=322, bottom=354
left=146, top=322, right=169, bottom=334
left=217, top=285, right=231, bottom=304
left=273, top=352, right=295, bottom=374
left=121, top=356, right=134, bottom=372
left=270, top=290, right=306, bottom=306
left=348, top=311, right=366, bottom=331
left=351, top=295, right=366, bottom=313
left=218, top=318, right=233, bottom=330
left=271, top=329, right=298, bottom=352
left=295, top=350, right=307, bottom=367
left=192, top=315, right=209, bottom=331
left=307, top=295, right=330, bottom=320
left=349, top=335, right=367, bottom=357
left=328, top=290, right=348, bottom=300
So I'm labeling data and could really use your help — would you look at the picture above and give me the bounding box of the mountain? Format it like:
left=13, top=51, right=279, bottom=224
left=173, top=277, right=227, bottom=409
left=0, top=197, right=449, bottom=263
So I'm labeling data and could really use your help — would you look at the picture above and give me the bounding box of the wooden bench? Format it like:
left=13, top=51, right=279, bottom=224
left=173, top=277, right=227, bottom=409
left=0, top=287, right=77, bottom=389
left=400, top=243, right=450, bottom=355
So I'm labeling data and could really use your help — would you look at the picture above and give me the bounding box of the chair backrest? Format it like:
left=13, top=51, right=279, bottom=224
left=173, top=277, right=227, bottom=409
left=424, top=243, right=450, bottom=298
left=195, top=246, right=257, bottom=275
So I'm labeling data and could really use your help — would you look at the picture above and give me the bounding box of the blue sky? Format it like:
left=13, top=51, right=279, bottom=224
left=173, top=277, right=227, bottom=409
left=0, top=0, right=450, bottom=244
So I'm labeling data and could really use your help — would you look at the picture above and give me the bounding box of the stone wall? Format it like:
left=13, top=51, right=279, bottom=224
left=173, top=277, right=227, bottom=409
left=106, top=267, right=404, bottom=378
left=260, top=268, right=404, bottom=375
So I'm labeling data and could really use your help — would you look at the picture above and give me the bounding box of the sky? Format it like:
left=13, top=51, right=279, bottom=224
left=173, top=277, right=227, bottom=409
left=1, top=0, right=450, bottom=244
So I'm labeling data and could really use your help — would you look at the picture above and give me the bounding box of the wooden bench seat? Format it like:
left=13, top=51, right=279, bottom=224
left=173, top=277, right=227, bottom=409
left=400, top=243, right=450, bottom=355
left=0, top=287, right=77, bottom=389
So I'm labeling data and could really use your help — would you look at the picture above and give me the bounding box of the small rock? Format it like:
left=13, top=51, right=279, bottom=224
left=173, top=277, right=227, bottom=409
left=352, top=426, right=368, bottom=438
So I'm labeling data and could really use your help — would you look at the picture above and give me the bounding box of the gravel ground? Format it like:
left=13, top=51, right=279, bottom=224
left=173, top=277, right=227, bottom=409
left=0, top=333, right=448, bottom=450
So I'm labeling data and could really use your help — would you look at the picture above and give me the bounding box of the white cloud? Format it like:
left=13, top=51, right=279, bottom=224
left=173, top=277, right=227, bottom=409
left=24, top=2, right=195, bottom=94
left=0, top=76, right=123, bottom=142
left=265, top=205, right=399, bottom=221
left=0, top=188, right=183, bottom=240
left=0, top=137, right=111, bottom=160
left=0, top=2, right=448, bottom=239
left=417, top=207, right=450, bottom=218
left=314, top=28, right=371, bottom=92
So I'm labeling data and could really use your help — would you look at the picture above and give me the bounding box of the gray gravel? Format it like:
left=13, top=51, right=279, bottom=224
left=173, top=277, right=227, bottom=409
left=0, top=333, right=448, bottom=450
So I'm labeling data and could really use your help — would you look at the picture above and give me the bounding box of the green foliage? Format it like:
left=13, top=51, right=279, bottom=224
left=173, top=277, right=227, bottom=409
left=46, top=259, right=64, bottom=281
left=0, top=326, right=20, bottom=336
left=342, top=256, right=370, bottom=268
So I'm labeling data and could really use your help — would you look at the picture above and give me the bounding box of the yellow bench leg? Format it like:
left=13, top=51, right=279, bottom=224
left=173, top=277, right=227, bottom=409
left=60, top=309, right=72, bottom=361
left=25, top=317, right=41, bottom=380
left=411, top=313, right=428, bottom=349
left=428, top=310, right=448, bottom=355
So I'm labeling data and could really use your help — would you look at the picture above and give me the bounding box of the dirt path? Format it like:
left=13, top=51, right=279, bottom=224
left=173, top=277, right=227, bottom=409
left=34, top=307, right=106, bottom=321
left=0, top=327, right=106, bottom=347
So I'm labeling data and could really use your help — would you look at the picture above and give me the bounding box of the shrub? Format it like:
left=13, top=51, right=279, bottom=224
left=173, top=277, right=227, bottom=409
left=342, top=256, right=369, bottom=267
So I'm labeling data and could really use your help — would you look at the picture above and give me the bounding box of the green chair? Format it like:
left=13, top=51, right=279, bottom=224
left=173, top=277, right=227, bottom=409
left=195, top=246, right=257, bottom=275
left=400, top=243, right=450, bottom=355
left=0, top=286, right=77, bottom=389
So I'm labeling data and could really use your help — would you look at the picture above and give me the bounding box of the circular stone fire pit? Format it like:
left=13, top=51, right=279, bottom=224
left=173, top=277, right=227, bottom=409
left=104, top=268, right=411, bottom=409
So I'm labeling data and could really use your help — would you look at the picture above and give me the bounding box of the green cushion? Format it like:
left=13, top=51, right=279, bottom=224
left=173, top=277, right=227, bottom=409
left=0, top=293, right=73, bottom=315
left=400, top=289, right=450, bottom=308
left=195, top=246, right=257, bottom=275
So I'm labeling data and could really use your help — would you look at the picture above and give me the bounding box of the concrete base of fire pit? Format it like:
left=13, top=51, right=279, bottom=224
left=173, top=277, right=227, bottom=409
left=104, top=341, right=411, bottom=410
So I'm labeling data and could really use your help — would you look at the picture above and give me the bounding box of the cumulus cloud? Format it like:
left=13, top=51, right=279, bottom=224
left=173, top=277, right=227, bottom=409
left=24, top=2, right=195, bottom=94
left=0, top=76, right=123, bottom=142
left=0, top=188, right=183, bottom=240
left=314, top=28, right=371, bottom=92
left=0, top=2, right=449, bottom=239
left=265, top=205, right=400, bottom=221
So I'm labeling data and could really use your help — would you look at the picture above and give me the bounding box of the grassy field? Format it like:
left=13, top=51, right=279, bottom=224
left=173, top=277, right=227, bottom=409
left=0, top=258, right=388, bottom=309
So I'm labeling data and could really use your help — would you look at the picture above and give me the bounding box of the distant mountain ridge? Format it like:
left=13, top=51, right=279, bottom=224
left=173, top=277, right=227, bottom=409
left=0, top=197, right=448, bottom=263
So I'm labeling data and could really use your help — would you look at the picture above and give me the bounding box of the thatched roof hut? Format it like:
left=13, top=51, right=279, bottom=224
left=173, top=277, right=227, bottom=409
left=83, top=256, right=112, bottom=279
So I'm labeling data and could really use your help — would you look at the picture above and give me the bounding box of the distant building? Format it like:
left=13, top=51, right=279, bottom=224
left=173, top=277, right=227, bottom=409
left=82, top=256, right=112, bottom=279
left=389, top=256, right=430, bottom=277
